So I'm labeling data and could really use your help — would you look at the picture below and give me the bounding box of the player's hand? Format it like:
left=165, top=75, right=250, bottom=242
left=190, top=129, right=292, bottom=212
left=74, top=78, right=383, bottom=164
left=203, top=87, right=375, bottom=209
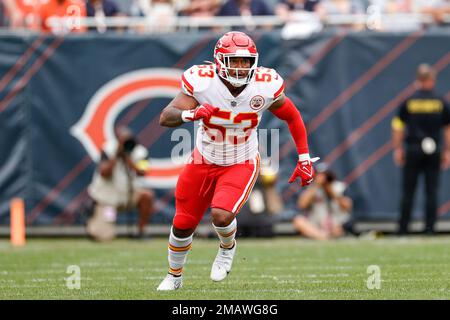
left=288, top=155, right=320, bottom=187
left=181, top=104, right=219, bottom=122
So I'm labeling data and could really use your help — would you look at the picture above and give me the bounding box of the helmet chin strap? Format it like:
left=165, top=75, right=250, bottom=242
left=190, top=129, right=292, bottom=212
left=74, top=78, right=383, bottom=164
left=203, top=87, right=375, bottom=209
left=225, top=69, right=252, bottom=87
left=216, top=57, right=256, bottom=88
left=218, top=69, right=248, bottom=87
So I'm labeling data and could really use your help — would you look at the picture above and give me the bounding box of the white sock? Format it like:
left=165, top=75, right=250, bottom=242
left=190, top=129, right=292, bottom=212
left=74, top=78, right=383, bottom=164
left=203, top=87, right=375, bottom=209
left=167, top=227, right=193, bottom=276
left=213, top=218, right=237, bottom=249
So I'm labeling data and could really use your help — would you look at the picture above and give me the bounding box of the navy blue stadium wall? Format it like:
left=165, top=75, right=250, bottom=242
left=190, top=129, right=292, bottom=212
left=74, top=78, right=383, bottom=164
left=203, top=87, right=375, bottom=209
left=0, top=30, right=449, bottom=225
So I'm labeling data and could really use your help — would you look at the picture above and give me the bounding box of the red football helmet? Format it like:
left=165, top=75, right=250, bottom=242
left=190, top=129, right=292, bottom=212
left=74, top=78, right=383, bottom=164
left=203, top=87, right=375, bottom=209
left=214, top=31, right=259, bottom=87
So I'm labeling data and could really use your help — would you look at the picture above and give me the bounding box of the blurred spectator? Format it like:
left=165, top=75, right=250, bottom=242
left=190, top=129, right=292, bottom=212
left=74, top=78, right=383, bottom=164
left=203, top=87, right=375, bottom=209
left=172, top=0, right=190, bottom=13
left=217, top=0, right=274, bottom=16
left=276, top=0, right=323, bottom=39
left=176, top=0, right=222, bottom=31
left=391, top=64, right=450, bottom=235
left=316, top=0, right=365, bottom=30
left=87, top=126, right=155, bottom=240
left=276, top=0, right=320, bottom=21
left=367, top=0, right=420, bottom=31
left=0, top=2, right=4, bottom=27
left=39, top=0, right=87, bottom=33
left=3, top=0, right=20, bottom=28
left=316, top=0, right=365, bottom=14
left=86, top=0, right=121, bottom=33
left=417, top=0, right=450, bottom=27
left=293, top=165, right=353, bottom=240
left=369, top=0, right=414, bottom=13
left=3, top=0, right=42, bottom=30
left=368, top=0, right=450, bottom=30
left=179, top=0, right=222, bottom=17
left=129, top=0, right=176, bottom=32
left=217, top=0, right=274, bottom=31
left=146, top=0, right=176, bottom=32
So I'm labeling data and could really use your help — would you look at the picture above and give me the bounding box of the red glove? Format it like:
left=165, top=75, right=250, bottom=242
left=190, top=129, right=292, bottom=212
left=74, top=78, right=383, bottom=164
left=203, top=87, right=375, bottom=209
left=181, top=104, right=219, bottom=122
left=288, top=155, right=320, bottom=187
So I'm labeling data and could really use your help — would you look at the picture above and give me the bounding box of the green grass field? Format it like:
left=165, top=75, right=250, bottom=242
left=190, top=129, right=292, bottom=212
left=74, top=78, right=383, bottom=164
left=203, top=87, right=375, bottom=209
left=0, top=236, right=449, bottom=300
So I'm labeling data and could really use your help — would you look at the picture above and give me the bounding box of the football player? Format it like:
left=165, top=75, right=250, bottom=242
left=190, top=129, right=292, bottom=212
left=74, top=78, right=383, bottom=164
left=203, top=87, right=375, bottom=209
left=157, top=31, right=318, bottom=290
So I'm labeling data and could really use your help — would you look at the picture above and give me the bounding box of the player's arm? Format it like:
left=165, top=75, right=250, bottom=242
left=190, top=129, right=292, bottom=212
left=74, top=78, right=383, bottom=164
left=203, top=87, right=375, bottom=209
left=391, top=117, right=405, bottom=166
left=269, top=94, right=317, bottom=186
left=159, top=92, right=220, bottom=128
left=391, top=101, right=407, bottom=166
left=391, top=118, right=405, bottom=148
left=444, top=124, right=450, bottom=152
left=443, top=125, right=450, bottom=169
left=159, top=92, right=198, bottom=128
left=269, top=94, right=309, bottom=155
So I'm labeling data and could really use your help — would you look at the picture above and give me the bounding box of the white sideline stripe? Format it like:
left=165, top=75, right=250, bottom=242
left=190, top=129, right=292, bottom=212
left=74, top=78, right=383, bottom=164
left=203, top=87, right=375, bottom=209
left=231, top=154, right=259, bottom=213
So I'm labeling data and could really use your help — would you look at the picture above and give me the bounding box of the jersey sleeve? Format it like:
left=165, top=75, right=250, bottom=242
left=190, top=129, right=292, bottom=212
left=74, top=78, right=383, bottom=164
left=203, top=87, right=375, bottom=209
left=181, top=65, right=214, bottom=98
left=255, top=67, right=285, bottom=106
left=391, top=100, right=408, bottom=131
left=271, top=70, right=285, bottom=102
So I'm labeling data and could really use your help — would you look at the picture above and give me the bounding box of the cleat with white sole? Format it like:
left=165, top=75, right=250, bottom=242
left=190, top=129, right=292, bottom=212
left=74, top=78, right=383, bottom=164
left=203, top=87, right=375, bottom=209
left=157, top=273, right=182, bottom=291
left=210, top=241, right=236, bottom=282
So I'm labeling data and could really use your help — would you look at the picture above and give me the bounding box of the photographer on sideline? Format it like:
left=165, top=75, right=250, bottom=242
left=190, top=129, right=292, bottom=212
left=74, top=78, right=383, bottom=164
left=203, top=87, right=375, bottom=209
left=87, top=126, right=155, bottom=240
left=292, top=165, right=353, bottom=240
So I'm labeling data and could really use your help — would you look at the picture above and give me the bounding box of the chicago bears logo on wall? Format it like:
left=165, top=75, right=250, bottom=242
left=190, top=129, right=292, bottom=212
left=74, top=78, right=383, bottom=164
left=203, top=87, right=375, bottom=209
left=70, top=68, right=187, bottom=188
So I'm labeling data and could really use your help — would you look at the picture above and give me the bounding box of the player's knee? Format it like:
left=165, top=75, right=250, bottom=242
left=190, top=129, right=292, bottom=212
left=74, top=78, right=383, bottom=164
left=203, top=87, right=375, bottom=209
left=173, top=213, right=198, bottom=234
left=211, top=208, right=234, bottom=227
left=172, top=226, right=195, bottom=238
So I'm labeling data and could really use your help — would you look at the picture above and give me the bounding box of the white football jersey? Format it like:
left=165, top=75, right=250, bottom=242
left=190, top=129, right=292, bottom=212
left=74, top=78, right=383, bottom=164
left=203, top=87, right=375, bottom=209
left=181, top=64, right=285, bottom=166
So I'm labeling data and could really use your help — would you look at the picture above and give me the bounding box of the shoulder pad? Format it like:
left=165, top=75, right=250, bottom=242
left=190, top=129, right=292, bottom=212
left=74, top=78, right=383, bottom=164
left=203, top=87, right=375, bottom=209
left=254, top=67, right=285, bottom=101
left=181, top=64, right=215, bottom=96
